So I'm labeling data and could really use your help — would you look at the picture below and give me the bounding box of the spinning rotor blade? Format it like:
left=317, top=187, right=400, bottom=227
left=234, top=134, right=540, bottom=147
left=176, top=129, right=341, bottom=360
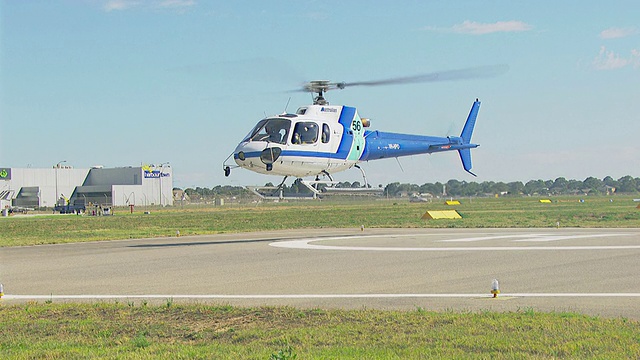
left=297, top=64, right=509, bottom=93
left=337, top=64, right=509, bottom=89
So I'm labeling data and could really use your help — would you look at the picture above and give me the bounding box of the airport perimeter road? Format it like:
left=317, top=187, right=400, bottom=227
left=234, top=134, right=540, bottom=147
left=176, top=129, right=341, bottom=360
left=2, top=228, right=640, bottom=318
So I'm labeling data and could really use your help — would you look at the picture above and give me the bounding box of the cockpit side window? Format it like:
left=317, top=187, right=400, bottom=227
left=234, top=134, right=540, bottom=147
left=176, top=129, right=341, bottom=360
left=292, top=122, right=319, bottom=145
left=243, top=119, right=267, bottom=142
left=245, top=118, right=291, bottom=144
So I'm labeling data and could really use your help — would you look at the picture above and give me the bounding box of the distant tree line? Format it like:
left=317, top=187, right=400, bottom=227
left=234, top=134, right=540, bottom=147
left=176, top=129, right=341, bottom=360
left=179, top=185, right=250, bottom=200
left=175, top=175, right=640, bottom=200
left=382, top=175, right=639, bottom=197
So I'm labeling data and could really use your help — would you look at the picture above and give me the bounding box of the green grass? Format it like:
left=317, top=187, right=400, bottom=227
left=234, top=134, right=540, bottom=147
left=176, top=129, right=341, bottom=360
left=2, top=197, right=640, bottom=358
left=1, top=196, right=639, bottom=247
left=1, top=303, right=639, bottom=359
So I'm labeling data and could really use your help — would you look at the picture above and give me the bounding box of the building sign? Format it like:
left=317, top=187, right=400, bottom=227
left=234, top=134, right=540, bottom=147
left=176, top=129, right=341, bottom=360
left=142, top=165, right=170, bottom=179
left=0, top=168, right=10, bottom=180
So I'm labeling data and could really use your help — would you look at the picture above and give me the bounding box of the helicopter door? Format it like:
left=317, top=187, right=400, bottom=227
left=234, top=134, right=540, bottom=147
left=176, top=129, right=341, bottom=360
left=291, top=122, right=319, bottom=145
left=318, top=123, right=333, bottom=168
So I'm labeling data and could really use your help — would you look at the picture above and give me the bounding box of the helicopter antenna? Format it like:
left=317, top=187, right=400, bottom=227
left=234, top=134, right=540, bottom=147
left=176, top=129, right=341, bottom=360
left=395, top=157, right=405, bottom=173
left=283, top=97, right=291, bottom=113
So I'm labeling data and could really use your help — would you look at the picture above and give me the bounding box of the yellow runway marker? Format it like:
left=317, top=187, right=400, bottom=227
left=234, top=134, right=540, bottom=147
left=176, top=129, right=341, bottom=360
left=422, top=210, right=461, bottom=220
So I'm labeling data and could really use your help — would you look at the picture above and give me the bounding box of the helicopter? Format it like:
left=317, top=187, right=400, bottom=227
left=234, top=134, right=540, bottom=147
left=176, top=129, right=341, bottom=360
left=223, top=65, right=507, bottom=194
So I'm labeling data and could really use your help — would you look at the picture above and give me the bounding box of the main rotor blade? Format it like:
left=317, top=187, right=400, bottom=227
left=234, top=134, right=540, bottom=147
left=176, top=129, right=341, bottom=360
left=339, top=64, right=509, bottom=88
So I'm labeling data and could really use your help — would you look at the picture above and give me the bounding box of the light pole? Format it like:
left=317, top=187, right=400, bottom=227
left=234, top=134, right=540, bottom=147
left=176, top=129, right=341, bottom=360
left=55, top=160, right=67, bottom=206
left=159, top=162, right=169, bottom=207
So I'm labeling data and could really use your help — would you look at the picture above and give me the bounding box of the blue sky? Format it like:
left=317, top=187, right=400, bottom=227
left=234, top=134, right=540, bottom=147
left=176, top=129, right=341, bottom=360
left=1, top=1, right=639, bottom=189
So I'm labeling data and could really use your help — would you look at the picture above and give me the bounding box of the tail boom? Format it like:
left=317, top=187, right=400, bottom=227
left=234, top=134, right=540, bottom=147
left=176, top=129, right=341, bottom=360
left=359, top=99, right=481, bottom=176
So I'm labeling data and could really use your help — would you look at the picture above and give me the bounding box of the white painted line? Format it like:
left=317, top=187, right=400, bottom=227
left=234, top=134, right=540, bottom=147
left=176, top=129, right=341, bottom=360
left=5, top=294, right=487, bottom=300
left=271, top=232, right=637, bottom=251
left=437, top=233, right=628, bottom=243
left=438, top=234, right=545, bottom=242
left=4, top=293, right=640, bottom=300
left=513, top=233, right=626, bottom=242
left=271, top=238, right=640, bottom=251
left=504, top=293, right=640, bottom=297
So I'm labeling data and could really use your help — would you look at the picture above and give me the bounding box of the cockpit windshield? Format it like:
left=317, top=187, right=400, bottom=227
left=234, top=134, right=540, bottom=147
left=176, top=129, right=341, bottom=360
left=243, top=118, right=291, bottom=145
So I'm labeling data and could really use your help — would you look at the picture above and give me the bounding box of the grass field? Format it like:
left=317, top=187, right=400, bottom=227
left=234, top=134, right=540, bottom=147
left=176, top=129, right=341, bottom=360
left=2, top=195, right=640, bottom=358
left=1, top=303, right=639, bottom=359
left=2, top=195, right=639, bottom=247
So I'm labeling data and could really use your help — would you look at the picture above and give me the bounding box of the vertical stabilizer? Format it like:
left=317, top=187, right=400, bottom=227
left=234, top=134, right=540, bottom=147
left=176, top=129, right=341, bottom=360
left=460, top=99, right=480, bottom=144
left=458, top=99, right=481, bottom=176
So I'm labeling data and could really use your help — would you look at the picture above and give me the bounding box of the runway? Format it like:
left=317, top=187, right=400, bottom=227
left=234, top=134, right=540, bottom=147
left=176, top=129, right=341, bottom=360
left=2, top=228, right=639, bottom=318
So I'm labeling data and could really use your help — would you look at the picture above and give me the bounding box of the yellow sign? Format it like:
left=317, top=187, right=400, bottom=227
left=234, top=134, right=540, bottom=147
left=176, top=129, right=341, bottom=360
left=539, top=199, right=552, bottom=203
left=445, top=200, right=461, bottom=205
left=422, top=210, right=462, bottom=220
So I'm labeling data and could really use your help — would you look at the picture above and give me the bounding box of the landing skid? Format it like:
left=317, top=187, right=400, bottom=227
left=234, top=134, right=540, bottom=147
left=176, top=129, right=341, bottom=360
left=354, top=164, right=369, bottom=188
left=246, top=185, right=316, bottom=200
left=245, top=166, right=383, bottom=200
left=300, top=165, right=384, bottom=197
left=299, top=180, right=339, bottom=199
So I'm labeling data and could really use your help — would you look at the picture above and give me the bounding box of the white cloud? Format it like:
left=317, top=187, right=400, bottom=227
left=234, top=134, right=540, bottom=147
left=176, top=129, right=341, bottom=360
left=102, top=0, right=195, bottom=12
left=599, top=27, right=638, bottom=39
left=592, top=46, right=640, bottom=70
left=158, top=0, right=195, bottom=9
left=633, top=49, right=640, bottom=68
left=452, top=20, right=533, bottom=35
left=103, top=0, right=140, bottom=11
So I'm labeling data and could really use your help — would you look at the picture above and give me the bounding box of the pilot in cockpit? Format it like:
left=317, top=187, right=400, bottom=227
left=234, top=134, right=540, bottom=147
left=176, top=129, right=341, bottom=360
left=265, top=124, right=284, bottom=143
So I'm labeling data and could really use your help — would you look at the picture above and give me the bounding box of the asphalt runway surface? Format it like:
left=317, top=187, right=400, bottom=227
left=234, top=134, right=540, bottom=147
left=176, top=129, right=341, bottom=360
left=2, top=228, right=640, bottom=318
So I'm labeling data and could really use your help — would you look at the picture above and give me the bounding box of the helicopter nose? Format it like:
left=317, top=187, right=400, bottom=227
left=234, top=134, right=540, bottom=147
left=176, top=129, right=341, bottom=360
left=260, top=147, right=282, bottom=165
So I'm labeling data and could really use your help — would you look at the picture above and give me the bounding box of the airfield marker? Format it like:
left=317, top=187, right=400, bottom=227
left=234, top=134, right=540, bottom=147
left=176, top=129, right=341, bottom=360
left=491, top=279, right=500, bottom=298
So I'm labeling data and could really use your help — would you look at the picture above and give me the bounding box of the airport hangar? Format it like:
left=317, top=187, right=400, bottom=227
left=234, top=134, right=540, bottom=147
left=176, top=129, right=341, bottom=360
left=0, top=164, right=173, bottom=209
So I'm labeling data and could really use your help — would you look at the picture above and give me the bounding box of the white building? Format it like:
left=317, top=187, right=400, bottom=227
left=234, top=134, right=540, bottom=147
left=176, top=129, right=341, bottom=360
left=0, top=164, right=173, bottom=208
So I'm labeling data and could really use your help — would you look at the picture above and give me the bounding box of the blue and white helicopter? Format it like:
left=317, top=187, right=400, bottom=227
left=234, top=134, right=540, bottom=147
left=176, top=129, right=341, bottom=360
left=223, top=66, right=505, bottom=196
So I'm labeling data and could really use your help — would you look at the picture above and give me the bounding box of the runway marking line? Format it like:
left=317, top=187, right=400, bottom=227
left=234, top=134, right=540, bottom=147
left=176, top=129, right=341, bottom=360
left=440, top=233, right=625, bottom=243
left=4, top=293, right=640, bottom=300
left=270, top=232, right=637, bottom=251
